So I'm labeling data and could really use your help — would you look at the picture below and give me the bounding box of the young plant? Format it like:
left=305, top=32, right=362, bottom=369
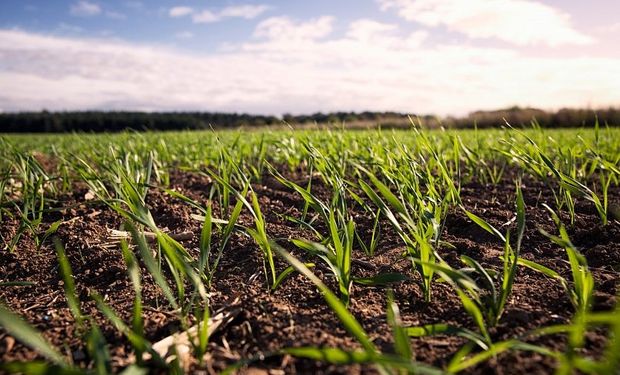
left=347, top=181, right=383, bottom=257
left=359, top=169, right=448, bottom=302
left=268, top=163, right=330, bottom=236
left=244, top=190, right=278, bottom=289
left=404, top=260, right=554, bottom=373
left=458, top=181, right=526, bottom=326
left=355, top=207, right=382, bottom=257
left=207, top=170, right=303, bottom=291
left=164, top=183, right=246, bottom=286
left=3, top=150, right=55, bottom=252
left=524, top=302, right=620, bottom=374
left=120, top=239, right=145, bottom=365
left=503, top=130, right=610, bottom=225
left=272, top=243, right=441, bottom=375
left=55, top=239, right=113, bottom=374
left=0, top=304, right=70, bottom=368
left=291, top=211, right=356, bottom=306
left=76, top=153, right=209, bottom=308
left=521, top=205, right=594, bottom=316
left=387, top=289, right=413, bottom=362
left=410, top=259, right=492, bottom=348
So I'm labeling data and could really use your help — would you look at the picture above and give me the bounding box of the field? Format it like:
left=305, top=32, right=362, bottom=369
left=0, top=125, right=619, bottom=374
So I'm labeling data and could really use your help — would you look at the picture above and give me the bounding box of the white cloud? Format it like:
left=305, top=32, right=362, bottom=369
left=169, top=6, right=193, bottom=18
left=70, top=1, right=101, bottom=17
left=0, top=26, right=618, bottom=115
left=70, top=1, right=124, bottom=19
left=596, top=22, right=620, bottom=34
left=379, top=0, right=593, bottom=46
left=170, top=4, right=269, bottom=23
left=192, top=10, right=219, bottom=23
left=347, top=19, right=397, bottom=42
left=346, top=19, right=428, bottom=48
left=219, top=5, right=270, bottom=19
left=254, top=16, right=334, bottom=41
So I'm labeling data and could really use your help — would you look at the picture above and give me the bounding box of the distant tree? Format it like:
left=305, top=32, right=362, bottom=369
left=0, top=107, right=618, bottom=133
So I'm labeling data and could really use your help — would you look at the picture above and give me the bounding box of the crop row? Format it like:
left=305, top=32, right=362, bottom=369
left=0, top=123, right=619, bottom=374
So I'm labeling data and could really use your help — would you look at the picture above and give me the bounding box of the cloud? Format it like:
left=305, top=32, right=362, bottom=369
left=169, top=4, right=270, bottom=23
left=596, top=22, right=620, bottom=34
left=0, top=25, right=618, bottom=115
left=169, top=6, right=193, bottom=18
left=70, top=1, right=124, bottom=19
left=346, top=19, right=428, bottom=47
left=220, top=5, right=270, bottom=19
left=379, top=0, right=593, bottom=46
left=347, top=19, right=397, bottom=42
left=254, top=16, right=334, bottom=41
left=70, top=1, right=101, bottom=17
left=192, top=10, right=219, bottom=23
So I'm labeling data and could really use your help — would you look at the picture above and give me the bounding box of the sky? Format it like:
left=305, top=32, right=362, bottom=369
left=0, top=0, right=619, bottom=116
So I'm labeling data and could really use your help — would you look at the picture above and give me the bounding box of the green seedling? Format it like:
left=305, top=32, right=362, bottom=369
left=208, top=169, right=303, bottom=291
left=272, top=242, right=441, bottom=375
left=521, top=205, right=594, bottom=316
left=458, top=181, right=526, bottom=326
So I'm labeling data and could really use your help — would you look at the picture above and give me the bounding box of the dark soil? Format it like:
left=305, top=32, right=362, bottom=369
left=1, top=167, right=619, bottom=374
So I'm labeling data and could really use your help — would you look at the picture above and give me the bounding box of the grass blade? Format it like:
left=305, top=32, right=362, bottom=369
left=272, top=264, right=315, bottom=291
left=53, top=239, right=84, bottom=327
left=0, top=362, right=82, bottom=375
left=281, top=347, right=442, bottom=374
left=387, top=290, right=412, bottom=360
left=126, top=223, right=178, bottom=310
left=405, top=323, right=488, bottom=350
left=86, top=325, right=111, bottom=375
left=352, top=273, right=408, bottom=286
left=0, top=305, right=67, bottom=365
left=272, top=242, right=376, bottom=353
left=462, top=208, right=506, bottom=243
left=199, top=203, right=213, bottom=272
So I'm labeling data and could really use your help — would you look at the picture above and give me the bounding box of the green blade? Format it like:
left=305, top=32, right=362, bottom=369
left=272, top=242, right=376, bottom=353
left=462, top=208, right=506, bottom=243
left=0, top=305, right=67, bottom=365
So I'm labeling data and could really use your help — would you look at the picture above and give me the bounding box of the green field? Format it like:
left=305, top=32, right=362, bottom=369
left=0, top=125, right=619, bottom=374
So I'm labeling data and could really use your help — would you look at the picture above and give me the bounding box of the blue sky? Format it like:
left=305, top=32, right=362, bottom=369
left=0, top=1, right=430, bottom=52
left=1, top=0, right=619, bottom=115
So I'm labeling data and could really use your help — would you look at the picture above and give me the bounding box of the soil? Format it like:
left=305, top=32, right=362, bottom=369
left=1, top=166, right=619, bottom=374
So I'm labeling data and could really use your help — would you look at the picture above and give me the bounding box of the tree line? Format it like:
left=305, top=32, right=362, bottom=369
left=0, top=107, right=618, bottom=133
